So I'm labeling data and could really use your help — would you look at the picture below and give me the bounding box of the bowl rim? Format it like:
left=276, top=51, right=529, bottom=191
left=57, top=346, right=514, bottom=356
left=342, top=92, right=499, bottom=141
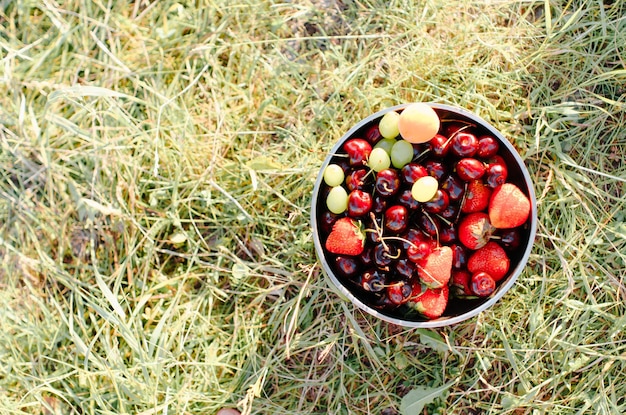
left=311, top=102, right=538, bottom=328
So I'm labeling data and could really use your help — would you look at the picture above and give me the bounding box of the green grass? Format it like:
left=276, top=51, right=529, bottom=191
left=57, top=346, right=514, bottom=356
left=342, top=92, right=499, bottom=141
left=1, top=0, right=625, bottom=414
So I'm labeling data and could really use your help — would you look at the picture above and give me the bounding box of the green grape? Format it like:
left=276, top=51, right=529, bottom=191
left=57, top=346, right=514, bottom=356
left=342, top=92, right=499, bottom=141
left=368, top=147, right=391, bottom=172
left=323, top=164, right=345, bottom=187
left=326, top=186, right=349, bottom=214
left=390, top=139, right=414, bottom=169
left=378, top=111, right=400, bottom=139
left=411, top=175, right=438, bottom=202
left=374, top=138, right=396, bottom=155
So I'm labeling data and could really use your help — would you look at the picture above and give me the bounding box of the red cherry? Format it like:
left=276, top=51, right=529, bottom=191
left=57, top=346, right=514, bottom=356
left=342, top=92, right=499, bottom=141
left=424, top=160, right=447, bottom=180
left=423, top=189, right=450, bottom=214
left=407, top=240, right=433, bottom=263
left=358, top=246, right=375, bottom=267
left=485, top=163, right=508, bottom=188
left=499, top=228, right=522, bottom=250
left=335, top=256, right=361, bottom=278
left=441, top=174, right=465, bottom=202
left=346, top=168, right=370, bottom=191
left=429, top=134, right=451, bottom=157
left=471, top=272, right=496, bottom=297
left=477, top=135, right=499, bottom=158
left=417, top=213, right=440, bottom=238
left=372, top=194, right=388, bottom=214
left=439, top=223, right=457, bottom=244
left=348, top=189, right=373, bottom=217
left=384, top=205, right=409, bottom=234
left=358, top=269, right=387, bottom=292
left=450, top=132, right=478, bottom=157
left=397, top=189, right=420, bottom=210
left=343, top=138, right=372, bottom=166
left=364, top=124, right=383, bottom=145
left=456, top=158, right=486, bottom=181
left=450, top=244, right=469, bottom=269
left=320, top=211, right=339, bottom=234
left=387, top=280, right=413, bottom=305
left=394, top=259, right=416, bottom=280
left=401, top=163, right=428, bottom=185
left=376, top=169, right=401, bottom=197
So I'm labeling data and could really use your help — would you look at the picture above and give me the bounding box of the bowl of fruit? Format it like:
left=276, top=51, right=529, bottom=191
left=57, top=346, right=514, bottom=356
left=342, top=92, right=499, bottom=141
left=311, top=102, right=537, bottom=328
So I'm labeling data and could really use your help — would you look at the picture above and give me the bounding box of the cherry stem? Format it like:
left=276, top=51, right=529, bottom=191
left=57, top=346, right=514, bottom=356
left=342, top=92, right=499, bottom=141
left=381, top=236, right=418, bottom=249
left=368, top=212, right=389, bottom=252
left=456, top=182, right=469, bottom=223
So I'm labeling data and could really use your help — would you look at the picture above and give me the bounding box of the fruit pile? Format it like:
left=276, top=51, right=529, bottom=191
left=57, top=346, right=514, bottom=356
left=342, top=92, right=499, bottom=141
left=317, top=103, right=532, bottom=320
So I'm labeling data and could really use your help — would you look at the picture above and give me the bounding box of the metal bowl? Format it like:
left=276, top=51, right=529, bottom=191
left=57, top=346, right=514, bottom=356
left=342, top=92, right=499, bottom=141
left=311, top=103, right=537, bottom=328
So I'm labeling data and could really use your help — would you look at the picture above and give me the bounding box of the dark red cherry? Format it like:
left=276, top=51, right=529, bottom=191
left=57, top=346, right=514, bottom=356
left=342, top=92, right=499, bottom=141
left=335, top=256, right=361, bottom=278
left=417, top=213, right=440, bottom=238
left=450, top=132, right=478, bottom=157
left=359, top=246, right=375, bottom=267
left=384, top=205, right=409, bottom=234
left=375, top=169, right=401, bottom=197
left=424, top=160, right=446, bottom=180
left=365, top=217, right=383, bottom=244
left=400, top=163, right=428, bottom=185
left=423, top=189, right=450, bottom=214
left=387, top=280, right=413, bottom=305
left=348, top=189, right=372, bottom=217
left=439, top=223, right=457, bottom=244
left=471, top=272, right=496, bottom=297
left=477, top=135, right=499, bottom=158
left=440, top=203, right=460, bottom=221
left=394, top=259, right=416, bottom=280
left=499, top=228, right=522, bottom=250
left=485, top=163, right=508, bottom=188
left=407, top=240, right=433, bottom=263
left=397, top=189, right=420, bottom=210
left=441, top=174, right=465, bottom=202
left=429, top=134, right=451, bottom=157
left=343, top=138, right=372, bottom=166
left=359, top=269, right=387, bottom=292
left=319, top=211, right=339, bottom=234
left=364, top=124, right=383, bottom=145
left=372, top=194, right=388, bottom=214
left=373, top=243, right=400, bottom=269
left=346, top=168, right=370, bottom=191
left=456, top=158, right=486, bottom=181
left=486, top=155, right=506, bottom=168
left=450, top=244, right=469, bottom=269
left=374, top=292, right=395, bottom=309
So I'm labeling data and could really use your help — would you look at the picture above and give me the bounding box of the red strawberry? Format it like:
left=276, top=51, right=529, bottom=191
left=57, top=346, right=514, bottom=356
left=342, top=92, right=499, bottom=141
left=451, top=270, right=474, bottom=297
left=471, top=272, right=496, bottom=297
left=458, top=212, right=495, bottom=250
left=325, top=217, right=365, bottom=256
left=461, top=180, right=491, bottom=213
left=467, top=241, right=510, bottom=281
left=408, top=284, right=449, bottom=319
left=488, top=183, right=531, bottom=229
left=417, top=246, right=453, bottom=288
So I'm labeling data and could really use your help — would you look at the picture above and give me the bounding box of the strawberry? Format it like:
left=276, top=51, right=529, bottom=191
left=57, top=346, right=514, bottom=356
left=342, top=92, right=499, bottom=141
left=417, top=246, right=453, bottom=288
left=461, top=180, right=491, bottom=213
left=471, top=272, right=496, bottom=297
left=458, top=212, right=495, bottom=250
left=408, top=284, right=449, bottom=319
left=325, top=217, right=365, bottom=256
left=467, top=241, right=510, bottom=281
left=451, top=269, right=474, bottom=297
left=488, top=183, right=531, bottom=229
